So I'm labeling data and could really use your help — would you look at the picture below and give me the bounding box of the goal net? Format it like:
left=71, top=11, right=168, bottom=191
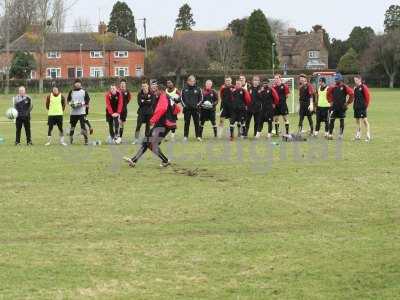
left=268, top=77, right=297, bottom=114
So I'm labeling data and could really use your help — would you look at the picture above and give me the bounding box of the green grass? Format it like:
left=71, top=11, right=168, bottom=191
left=0, top=89, right=399, bottom=299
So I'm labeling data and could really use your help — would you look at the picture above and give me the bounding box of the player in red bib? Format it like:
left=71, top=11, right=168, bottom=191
left=353, top=75, right=372, bottom=142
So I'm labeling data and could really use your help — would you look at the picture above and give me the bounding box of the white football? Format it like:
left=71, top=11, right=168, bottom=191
left=202, top=101, right=213, bottom=109
left=6, top=107, right=18, bottom=120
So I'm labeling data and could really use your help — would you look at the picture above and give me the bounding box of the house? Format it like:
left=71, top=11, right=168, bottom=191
left=0, top=22, right=145, bottom=80
left=277, top=28, right=328, bottom=70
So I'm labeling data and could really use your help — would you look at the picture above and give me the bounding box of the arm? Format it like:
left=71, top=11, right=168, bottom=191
left=67, top=91, right=72, bottom=103
left=271, top=88, right=280, bottom=106
left=117, top=93, right=123, bottom=114
left=137, top=92, right=142, bottom=107
left=345, top=85, right=354, bottom=105
left=105, top=93, right=114, bottom=115
left=84, top=91, right=90, bottom=106
left=284, top=84, right=290, bottom=96
left=308, top=84, right=315, bottom=109
left=46, top=95, right=50, bottom=110
left=180, top=90, right=186, bottom=108
left=61, top=95, right=66, bottom=111
left=213, top=90, right=219, bottom=106
left=327, top=86, right=333, bottom=104
left=150, top=94, right=168, bottom=126
left=28, top=97, right=33, bottom=112
left=127, top=91, right=132, bottom=104
left=198, top=88, right=203, bottom=107
left=363, top=85, right=371, bottom=107
left=244, top=90, right=251, bottom=106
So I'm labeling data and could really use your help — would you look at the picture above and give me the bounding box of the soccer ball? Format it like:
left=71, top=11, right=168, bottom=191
left=6, top=108, right=18, bottom=120
left=202, top=101, right=213, bottom=109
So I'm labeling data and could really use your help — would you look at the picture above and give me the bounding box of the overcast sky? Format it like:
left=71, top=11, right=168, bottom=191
left=65, top=0, right=396, bottom=39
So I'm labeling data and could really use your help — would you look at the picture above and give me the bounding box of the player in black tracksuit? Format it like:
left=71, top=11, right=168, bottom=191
left=229, top=80, right=251, bottom=140
left=181, top=75, right=203, bottom=141
left=199, top=80, right=219, bottom=139
left=13, top=86, right=33, bottom=145
left=258, top=84, right=280, bottom=138
left=245, top=76, right=263, bottom=137
left=298, top=75, right=315, bottom=135
left=134, top=82, right=154, bottom=143
left=119, top=79, right=132, bottom=138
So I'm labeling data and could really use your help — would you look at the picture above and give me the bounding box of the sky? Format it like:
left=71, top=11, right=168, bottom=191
left=65, top=0, right=396, bottom=39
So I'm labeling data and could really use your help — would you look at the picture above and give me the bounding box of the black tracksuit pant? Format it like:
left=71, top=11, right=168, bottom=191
left=184, top=108, right=200, bottom=138
left=131, top=127, right=170, bottom=164
left=135, top=113, right=152, bottom=139
left=15, top=116, right=31, bottom=144
left=245, top=110, right=262, bottom=136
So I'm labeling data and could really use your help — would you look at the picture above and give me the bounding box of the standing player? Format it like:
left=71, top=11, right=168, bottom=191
left=327, top=73, right=354, bottom=140
left=229, top=79, right=251, bottom=141
left=119, top=79, right=132, bottom=139
left=218, top=77, right=234, bottom=136
left=273, top=74, right=290, bottom=136
left=165, top=80, right=181, bottom=141
left=45, top=86, right=67, bottom=146
left=67, top=79, right=90, bottom=145
left=353, top=75, right=371, bottom=142
left=314, top=78, right=330, bottom=137
left=181, top=75, right=202, bottom=142
left=199, top=80, right=219, bottom=139
left=298, top=74, right=315, bottom=135
left=105, top=85, right=123, bottom=144
left=245, top=76, right=263, bottom=138
left=239, top=74, right=250, bottom=91
left=258, top=82, right=280, bottom=139
left=13, top=86, right=33, bottom=146
left=134, top=82, right=154, bottom=144
left=123, top=84, right=181, bottom=168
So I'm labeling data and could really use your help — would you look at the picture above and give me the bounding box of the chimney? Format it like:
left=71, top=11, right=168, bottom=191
left=98, top=22, right=107, bottom=34
left=287, top=28, right=296, bottom=36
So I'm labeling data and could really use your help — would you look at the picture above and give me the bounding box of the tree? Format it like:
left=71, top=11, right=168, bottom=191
left=51, top=0, right=65, bottom=32
left=337, top=48, right=360, bottom=74
left=151, top=39, right=208, bottom=83
left=175, top=3, right=195, bottom=31
left=227, top=18, right=247, bottom=37
left=347, top=26, right=375, bottom=54
left=108, top=1, right=136, bottom=42
left=242, top=9, right=277, bottom=69
left=9, top=51, right=36, bottom=79
left=329, top=38, right=349, bottom=69
left=362, top=29, right=400, bottom=88
left=207, top=35, right=241, bottom=73
left=138, top=35, right=172, bottom=51
left=384, top=5, right=400, bottom=32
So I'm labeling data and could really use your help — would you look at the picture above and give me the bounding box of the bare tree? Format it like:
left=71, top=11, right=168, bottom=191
left=207, top=35, right=241, bottom=73
left=51, top=0, right=65, bottom=32
left=73, top=16, right=93, bottom=32
left=362, top=29, right=400, bottom=88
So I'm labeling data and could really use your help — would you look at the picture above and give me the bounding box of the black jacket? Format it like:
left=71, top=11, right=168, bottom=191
left=181, top=85, right=203, bottom=110
left=14, top=95, right=32, bottom=118
left=137, top=90, right=154, bottom=115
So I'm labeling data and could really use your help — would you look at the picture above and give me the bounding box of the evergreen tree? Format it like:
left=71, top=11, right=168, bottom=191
left=242, top=9, right=277, bottom=69
left=10, top=51, right=36, bottom=79
left=175, top=4, right=195, bottom=31
left=347, top=26, right=375, bottom=54
left=108, top=1, right=137, bottom=42
left=384, top=5, right=400, bottom=32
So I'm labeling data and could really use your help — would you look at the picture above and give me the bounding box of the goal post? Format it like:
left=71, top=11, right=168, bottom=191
left=268, top=77, right=297, bottom=114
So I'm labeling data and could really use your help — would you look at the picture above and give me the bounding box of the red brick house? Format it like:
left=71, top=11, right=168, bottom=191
left=0, top=23, right=145, bottom=80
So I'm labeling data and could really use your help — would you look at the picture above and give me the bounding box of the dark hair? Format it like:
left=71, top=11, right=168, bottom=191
left=354, top=75, right=362, bottom=80
left=120, top=79, right=127, bottom=84
left=319, top=77, right=326, bottom=84
left=74, top=78, right=82, bottom=84
left=299, top=74, right=308, bottom=79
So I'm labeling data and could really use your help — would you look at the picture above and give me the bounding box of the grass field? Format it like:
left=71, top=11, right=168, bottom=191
left=0, top=89, right=399, bottom=299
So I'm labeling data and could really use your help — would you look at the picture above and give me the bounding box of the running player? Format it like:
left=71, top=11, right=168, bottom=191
left=45, top=86, right=67, bottom=146
left=273, top=74, right=290, bottom=136
left=199, top=80, right=219, bottom=139
left=327, top=73, right=354, bottom=140
left=353, top=75, right=371, bottom=142
left=314, top=78, right=330, bottom=137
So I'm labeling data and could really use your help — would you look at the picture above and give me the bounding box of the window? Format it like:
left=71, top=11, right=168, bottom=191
left=308, top=50, right=320, bottom=59
left=76, top=67, right=83, bottom=78
left=30, top=70, right=37, bottom=79
left=47, top=51, right=61, bottom=59
left=135, top=64, right=143, bottom=77
left=46, top=68, right=61, bottom=79
left=115, top=67, right=129, bottom=77
left=90, top=51, right=104, bottom=58
left=90, top=67, right=104, bottom=78
left=114, top=51, right=128, bottom=58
